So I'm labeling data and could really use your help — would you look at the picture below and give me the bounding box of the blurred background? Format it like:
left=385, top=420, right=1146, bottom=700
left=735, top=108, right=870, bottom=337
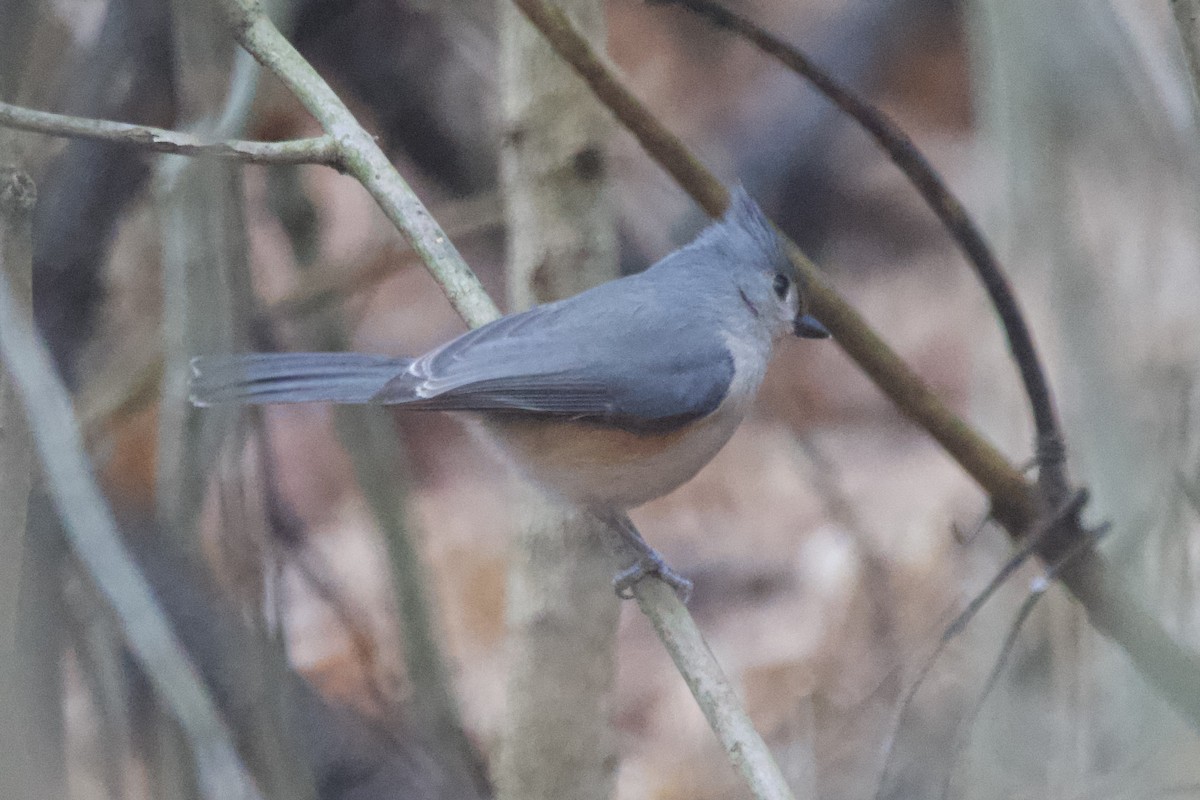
left=2, top=0, right=1200, bottom=798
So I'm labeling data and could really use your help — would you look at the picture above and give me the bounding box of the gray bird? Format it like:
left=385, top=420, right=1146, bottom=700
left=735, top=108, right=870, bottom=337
left=191, top=188, right=829, bottom=599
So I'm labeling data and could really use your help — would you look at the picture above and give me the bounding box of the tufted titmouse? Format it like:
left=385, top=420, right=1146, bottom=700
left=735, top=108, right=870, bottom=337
left=191, top=188, right=829, bottom=598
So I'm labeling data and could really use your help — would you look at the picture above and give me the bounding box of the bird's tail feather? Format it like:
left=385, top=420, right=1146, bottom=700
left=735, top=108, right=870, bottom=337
left=189, top=353, right=411, bottom=406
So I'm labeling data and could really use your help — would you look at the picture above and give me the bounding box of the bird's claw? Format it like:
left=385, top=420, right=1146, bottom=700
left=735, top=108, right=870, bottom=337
left=613, top=554, right=693, bottom=604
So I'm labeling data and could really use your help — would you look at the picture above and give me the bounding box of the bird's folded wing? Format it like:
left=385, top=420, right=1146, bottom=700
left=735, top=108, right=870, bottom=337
left=375, top=295, right=736, bottom=433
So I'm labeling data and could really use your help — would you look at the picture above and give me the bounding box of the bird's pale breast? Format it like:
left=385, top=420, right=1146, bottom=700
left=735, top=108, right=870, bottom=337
left=477, top=329, right=770, bottom=510
left=472, top=331, right=763, bottom=506
left=483, top=406, right=746, bottom=509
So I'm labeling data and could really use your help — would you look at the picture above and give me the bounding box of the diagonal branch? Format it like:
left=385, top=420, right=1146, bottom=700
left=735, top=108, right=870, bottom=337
left=0, top=100, right=342, bottom=167
left=634, top=579, right=797, bottom=799
left=1170, top=0, right=1200, bottom=131
left=649, top=0, right=1067, bottom=501
left=0, top=222, right=260, bottom=800
left=216, top=0, right=500, bottom=329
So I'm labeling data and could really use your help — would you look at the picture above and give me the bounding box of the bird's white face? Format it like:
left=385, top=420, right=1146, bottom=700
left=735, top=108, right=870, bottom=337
left=767, top=269, right=802, bottom=339
left=736, top=266, right=802, bottom=342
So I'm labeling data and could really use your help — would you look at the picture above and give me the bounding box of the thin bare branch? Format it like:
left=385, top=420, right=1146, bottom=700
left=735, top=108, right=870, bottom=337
left=65, top=574, right=137, bottom=800
left=0, top=167, right=32, bottom=669
left=874, top=616, right=955, bottom=800
left=942, top=491, right=1088, bottom=641
left=511, top=0, right=725, bottom=216
left=0, top=163, right=35, bottom=800
left=650, top=0, right=1068, bottom=501
left=940, top=587, right=1045, bottom=800
left=268, top=192, right=503, bottom=319
left=0, top=229, right=260, bottom=800
left=634, top=579, right=797, bottom=799
left=330, top=405, right=488, bottom=798
left=1171, top=0, right=1200, bottom=130
left=216, top=0, right=500, bottom=328
left=0, top=100, right=342, bottom=166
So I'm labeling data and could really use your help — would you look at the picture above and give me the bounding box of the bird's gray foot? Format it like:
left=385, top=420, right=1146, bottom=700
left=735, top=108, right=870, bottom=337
left=599, top=512, right=693, bottom=603
left=613, top=553, right=694, bottom=603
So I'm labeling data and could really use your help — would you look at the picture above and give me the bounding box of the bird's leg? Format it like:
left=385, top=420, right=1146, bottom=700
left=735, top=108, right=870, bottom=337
left=602, top=513, right=693, bottom=603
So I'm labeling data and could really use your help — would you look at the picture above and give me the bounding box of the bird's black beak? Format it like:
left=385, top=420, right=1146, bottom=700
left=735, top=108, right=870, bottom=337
left=793, top=314, right=830, bottom=339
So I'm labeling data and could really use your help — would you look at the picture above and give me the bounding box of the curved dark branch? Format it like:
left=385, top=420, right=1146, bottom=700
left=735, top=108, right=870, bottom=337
left=649, top=0, right=1067, bottom=500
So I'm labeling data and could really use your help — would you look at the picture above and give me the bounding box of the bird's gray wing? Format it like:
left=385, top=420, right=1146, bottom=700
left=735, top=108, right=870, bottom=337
left=376, top=287, right=736, bottom=433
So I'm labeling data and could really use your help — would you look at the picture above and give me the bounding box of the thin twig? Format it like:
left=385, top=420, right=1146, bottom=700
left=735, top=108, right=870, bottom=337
left=0, top=234, right=260, bottom=799
left=651, top=0, right=1067, bottom=500
left=510, top=0, right=1200, bottom=734
left=217, top=0, right=500, bottom=329
left=790, top=433, right=901, bottom=686
left=268, top=192, right=503, bottom=319
left=1178, top=469, right=1200, bottom=519
left=942, top=490, right=1088, bottom=641
left=873, top=610, right=957, bottom=800
left=0, top=165, right=36, bottom=800
left=64, top=573, right=136, bottom=800
left=266, top=134, right=487, bottom=788
left=633, top=579, right=798, bottom=800
left=939, top=586, right=1045, bottom=800
left=940, top=524, right=1109, bottom=799
left=944, top=530, right=1107, bottom=800
left=0, top=100, right=342, bottom=167
left=1171, top=0, right=1200, bottom=131
left=0, top=168, right=34, bottom=683
left=331, top=404, right=488, bottom=797
left=289, top=550, right=396, bottom=719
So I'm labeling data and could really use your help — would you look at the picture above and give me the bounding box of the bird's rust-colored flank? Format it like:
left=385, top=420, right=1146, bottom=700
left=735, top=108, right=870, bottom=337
left=485, top=411, right=731, bottom=510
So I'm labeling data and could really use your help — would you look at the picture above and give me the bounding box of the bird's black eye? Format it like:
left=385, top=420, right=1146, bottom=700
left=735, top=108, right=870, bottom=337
left=772, top=272, right=790, bottom=299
